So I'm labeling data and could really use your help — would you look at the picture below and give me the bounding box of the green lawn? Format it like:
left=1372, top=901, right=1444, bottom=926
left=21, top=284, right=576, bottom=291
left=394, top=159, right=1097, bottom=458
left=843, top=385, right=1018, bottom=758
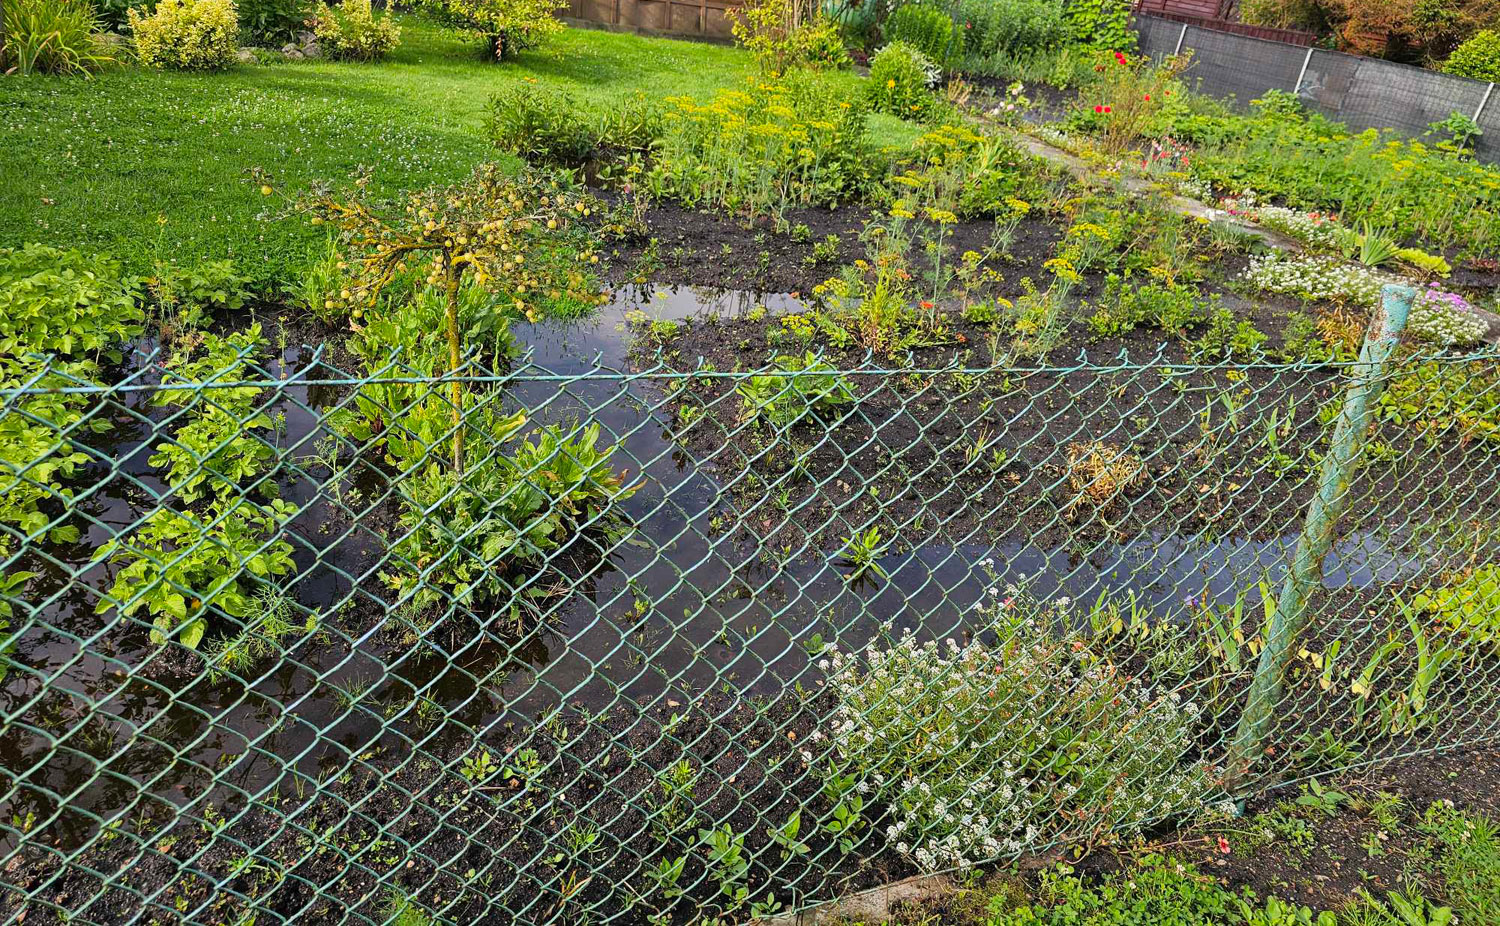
left=0, top=18, right=909, bottom=291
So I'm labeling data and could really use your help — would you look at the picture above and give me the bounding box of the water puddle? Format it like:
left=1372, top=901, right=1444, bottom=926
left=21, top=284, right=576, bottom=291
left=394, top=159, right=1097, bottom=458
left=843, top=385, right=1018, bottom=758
left=0, top=286, right=1439, bottom=845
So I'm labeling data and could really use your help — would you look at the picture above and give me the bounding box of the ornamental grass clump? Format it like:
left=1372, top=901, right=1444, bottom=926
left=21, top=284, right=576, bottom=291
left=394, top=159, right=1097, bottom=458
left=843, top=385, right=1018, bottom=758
left=821, top=589, right=1214, bottom=872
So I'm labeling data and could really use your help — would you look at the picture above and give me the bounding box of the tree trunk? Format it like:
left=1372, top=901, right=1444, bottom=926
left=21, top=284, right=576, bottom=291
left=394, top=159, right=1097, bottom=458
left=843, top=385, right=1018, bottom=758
left=445, top=262, right=465, bottom=474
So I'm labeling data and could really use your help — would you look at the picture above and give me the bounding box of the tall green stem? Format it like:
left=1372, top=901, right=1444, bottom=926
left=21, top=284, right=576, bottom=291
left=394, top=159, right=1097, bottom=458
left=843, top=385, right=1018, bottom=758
left=445, top=261, right=465, bottom=474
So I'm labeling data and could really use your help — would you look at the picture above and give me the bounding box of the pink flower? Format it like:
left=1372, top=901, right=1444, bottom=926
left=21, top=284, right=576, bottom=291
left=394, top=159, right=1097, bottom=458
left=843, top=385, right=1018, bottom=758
left=1217, top=836, right=1231, bottom=854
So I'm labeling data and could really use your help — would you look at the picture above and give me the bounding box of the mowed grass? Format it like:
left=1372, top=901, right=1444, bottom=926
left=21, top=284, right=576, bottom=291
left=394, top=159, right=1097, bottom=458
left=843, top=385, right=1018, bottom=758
left=0, top=18, right=912, bottom=291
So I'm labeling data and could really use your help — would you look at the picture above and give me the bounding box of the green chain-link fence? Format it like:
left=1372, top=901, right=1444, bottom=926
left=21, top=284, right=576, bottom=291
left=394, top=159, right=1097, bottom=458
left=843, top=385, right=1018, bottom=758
left=2, top=292, right=1500, bottom=924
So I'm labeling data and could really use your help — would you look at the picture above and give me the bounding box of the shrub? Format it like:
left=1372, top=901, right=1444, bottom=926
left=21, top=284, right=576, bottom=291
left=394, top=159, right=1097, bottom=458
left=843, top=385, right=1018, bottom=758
left=235, top=0, right=311, bottom=43
left=651, top=74, right=878, bottom=219
left=486, top=86, right=600, bottom=166
left=1, top=0, right=115, bottom=76
left=867, top=40, right=941, bottom=120
left=732, top=0, right=848, bottom=72
left=415, top=0, right=565, bottom=59
left=955, top=0, right=1065, bottom=60
left=312, top=0, right=400, bottom=61
left=129, top=0, right=239, bottom=71
left=1064, top=0, right=1134, bottom=50
left=883, top=3, right=955, bottom=65
left=822, top=589, right=1213, bottom=871
left=785, top=14, right=850, bottom=69
left=0, top=244, right=144, bottom=361
left=1445, top=29, right=1500, bottom=81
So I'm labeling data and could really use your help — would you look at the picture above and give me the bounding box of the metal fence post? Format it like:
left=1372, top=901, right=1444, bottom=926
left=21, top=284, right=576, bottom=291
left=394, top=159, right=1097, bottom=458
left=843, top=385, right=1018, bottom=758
left=1293, top=46, right=1313, bottom=95
left=1225, top=284, right=1416, bottom=795
left=1476, top=82, right=1495, bottom=123
left=1174, top=22, right=1188, bottom=56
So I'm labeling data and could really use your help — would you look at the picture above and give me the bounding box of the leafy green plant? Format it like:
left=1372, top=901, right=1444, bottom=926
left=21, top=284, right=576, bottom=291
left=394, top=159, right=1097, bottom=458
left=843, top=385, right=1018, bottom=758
left=767, top=810, right=809, bottom=860
left=1, top=0, right=114, bottom=76
left=0, top=571, right=34, bottom=684
left=838, top=526, right=888, bottom=582
left=128, top=0, right=239, bottom=71
left=1087, top=273, right=1208, bottom=338
left=698, top=824, right=749, bottom=908
left=1191, top=307, right=1268, bottom=361
left=0, top=244, right=143, bottom=361
left=95, top=496, right=298, bottom=650
left=149, top=326, right=276, bottom=502
left=737, top=352, right=855, bottom=427
left=312, top=0, right=401, bottom=61
left=460, top=750, right=499, bottom=783
left=1063, top=0, right=1134, bottom=50
left=993, top=856, right=1240, bottom=924
left=147, top=258, right=249, bottom=334
left=0, top=357, right=111, bottom=554
left=1295, top=779, right=1349, bottom=816
left=867, top=41, right=940, bottom=121
left=487, top=86, right=600, bottom=167
left=1413, top=564, right=1500, bottom=647
left=382, top=414, right=640, bottom=618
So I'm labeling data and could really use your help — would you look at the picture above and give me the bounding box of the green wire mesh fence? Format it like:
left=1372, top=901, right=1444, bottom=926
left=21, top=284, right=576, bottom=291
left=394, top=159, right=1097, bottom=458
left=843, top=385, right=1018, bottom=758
left=2, top=302, right=1500, bottom=925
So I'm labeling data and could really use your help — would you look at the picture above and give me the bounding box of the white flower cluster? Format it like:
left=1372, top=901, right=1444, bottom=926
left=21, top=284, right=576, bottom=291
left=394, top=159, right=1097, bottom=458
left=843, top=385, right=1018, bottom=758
left=1243, top=253, right=1392, bottom=306
left=1408, top=285, right=1491, bottom=347
left=821, top=593, right=1213, bottom=873
left=1219, top=192, right=1343, bottom=250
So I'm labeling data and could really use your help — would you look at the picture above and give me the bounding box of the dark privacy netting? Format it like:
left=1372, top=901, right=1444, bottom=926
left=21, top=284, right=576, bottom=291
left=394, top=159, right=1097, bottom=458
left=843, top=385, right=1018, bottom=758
left=1135, top=14, right=1500, bottom=164
left=3, top=289, right=1500, bottom=924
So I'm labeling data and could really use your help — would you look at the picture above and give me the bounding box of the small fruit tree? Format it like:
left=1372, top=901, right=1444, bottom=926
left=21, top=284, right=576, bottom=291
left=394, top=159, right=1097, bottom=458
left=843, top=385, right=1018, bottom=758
left=255, top=164, right=599, bottom=472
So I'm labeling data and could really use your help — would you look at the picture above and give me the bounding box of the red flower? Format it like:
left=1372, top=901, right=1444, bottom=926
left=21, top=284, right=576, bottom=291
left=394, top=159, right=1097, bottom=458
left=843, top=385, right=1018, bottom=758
left=920, top=300, right=934, bottom=310
left=1094, top=105, right=1104, bottom=113
left=1143, top=94, right=1151, bottom=101
left=1103, top=106, right=1112, bottom=114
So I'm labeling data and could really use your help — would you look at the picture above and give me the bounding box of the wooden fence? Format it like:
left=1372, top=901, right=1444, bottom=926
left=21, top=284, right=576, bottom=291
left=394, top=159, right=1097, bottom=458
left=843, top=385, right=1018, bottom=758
left=565, top=0, right=745, bottom=39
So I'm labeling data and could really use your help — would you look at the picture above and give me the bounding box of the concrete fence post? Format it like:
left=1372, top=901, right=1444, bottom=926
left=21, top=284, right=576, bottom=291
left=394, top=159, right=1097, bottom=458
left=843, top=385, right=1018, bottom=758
left=1225, top=284, right=1416, bottom=796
